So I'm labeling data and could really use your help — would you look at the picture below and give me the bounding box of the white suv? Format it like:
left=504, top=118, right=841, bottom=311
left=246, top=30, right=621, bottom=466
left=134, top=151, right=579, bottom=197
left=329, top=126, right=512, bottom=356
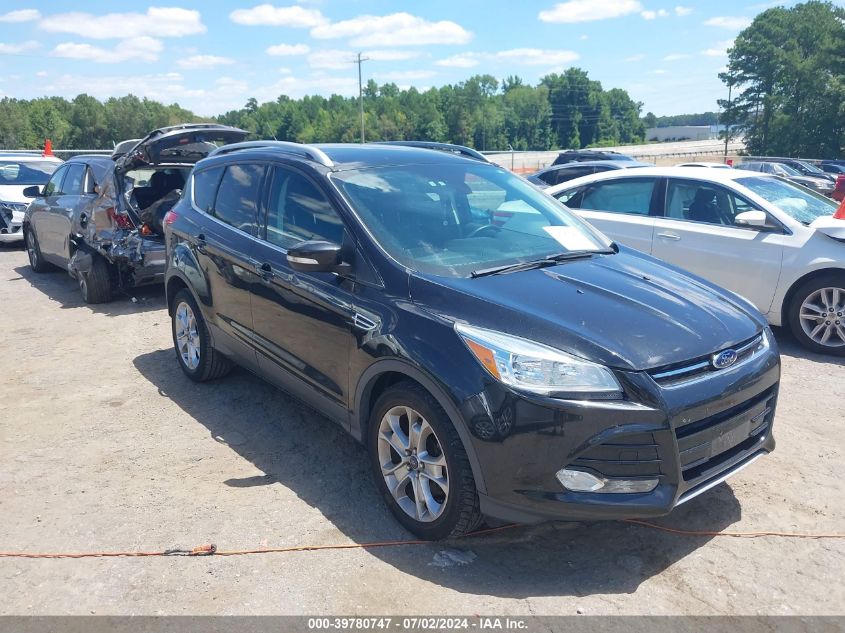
left=546, top=166, right=845, bottom=355
left=0, top=154, right=63, bottom=244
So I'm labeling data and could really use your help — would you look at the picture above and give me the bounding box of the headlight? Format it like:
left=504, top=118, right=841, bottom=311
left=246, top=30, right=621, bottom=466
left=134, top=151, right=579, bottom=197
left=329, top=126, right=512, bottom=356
left=455, top=323, right=622, bottom=399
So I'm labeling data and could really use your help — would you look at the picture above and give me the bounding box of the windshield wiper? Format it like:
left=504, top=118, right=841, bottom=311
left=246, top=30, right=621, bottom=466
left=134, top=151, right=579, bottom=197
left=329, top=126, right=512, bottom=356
left=470, top=249, right=614, bottom=278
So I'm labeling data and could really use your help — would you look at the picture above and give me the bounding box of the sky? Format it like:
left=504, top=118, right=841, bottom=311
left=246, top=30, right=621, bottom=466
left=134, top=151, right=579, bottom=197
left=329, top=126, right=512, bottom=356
left=0, top=0, right=831, bottom=117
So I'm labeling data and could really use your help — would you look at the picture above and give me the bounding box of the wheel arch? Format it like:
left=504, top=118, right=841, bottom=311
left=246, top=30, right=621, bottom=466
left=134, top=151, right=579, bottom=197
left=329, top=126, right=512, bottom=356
left=353, top=359, right=487, bottom=495
left=780, top=266, right=845, bottom=327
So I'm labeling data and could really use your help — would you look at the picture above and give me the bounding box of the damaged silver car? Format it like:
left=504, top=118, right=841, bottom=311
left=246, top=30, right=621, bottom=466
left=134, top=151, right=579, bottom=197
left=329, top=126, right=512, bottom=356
left=22, top=124, right=246, bottom=303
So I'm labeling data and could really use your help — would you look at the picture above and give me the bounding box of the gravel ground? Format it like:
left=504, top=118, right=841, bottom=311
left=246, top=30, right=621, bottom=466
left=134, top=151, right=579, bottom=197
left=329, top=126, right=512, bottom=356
left=0, top=244, right=843, bottom=616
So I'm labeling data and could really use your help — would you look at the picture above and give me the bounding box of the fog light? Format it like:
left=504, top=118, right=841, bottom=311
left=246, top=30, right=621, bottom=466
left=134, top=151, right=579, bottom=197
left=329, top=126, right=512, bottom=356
left=556, top=469, right=658, bottom=494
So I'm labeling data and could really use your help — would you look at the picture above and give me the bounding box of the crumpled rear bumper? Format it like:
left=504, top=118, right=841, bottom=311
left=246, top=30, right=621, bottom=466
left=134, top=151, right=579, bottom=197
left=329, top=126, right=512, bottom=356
left=71, top=231, right=166, bottom=287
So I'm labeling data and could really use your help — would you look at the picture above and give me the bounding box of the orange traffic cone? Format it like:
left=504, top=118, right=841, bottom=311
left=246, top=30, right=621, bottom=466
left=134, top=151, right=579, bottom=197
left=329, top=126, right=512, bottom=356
left=834, top=196, right=845, bottom=220
left=42, top=139, right=53, bottom=157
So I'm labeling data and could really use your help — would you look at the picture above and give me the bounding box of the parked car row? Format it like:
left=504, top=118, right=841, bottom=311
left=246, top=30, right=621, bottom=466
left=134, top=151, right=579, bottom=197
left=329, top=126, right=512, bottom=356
left=0, top=153, right=63, bottom=243
left=17, top=134, right=784, bottom=540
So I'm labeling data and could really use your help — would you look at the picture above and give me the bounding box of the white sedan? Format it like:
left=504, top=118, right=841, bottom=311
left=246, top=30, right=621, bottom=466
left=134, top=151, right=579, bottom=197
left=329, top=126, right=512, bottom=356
left=544, top=166, right=845, bottom=355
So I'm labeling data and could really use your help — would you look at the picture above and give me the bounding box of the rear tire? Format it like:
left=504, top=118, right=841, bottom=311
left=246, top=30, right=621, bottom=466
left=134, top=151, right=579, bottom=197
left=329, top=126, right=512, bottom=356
left=368, top=381, right=482, bottom=540
left=171, top=288, right=233, bottom=382
left=78, top=256, right=113, bottom=304
left=787, top=273, right=845, bottom=356
left=25, top=228, right=52, bottom=273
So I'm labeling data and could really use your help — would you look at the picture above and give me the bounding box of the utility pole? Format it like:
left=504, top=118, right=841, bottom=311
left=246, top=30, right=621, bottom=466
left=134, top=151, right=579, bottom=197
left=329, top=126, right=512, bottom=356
left=723, top=80, right=733, bottom=163
left=353, top=52, right=370, bottom=144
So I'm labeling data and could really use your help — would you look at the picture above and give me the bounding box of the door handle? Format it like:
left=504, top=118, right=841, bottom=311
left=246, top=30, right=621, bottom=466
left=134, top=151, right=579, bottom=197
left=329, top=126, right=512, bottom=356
left=656, top=232, right=681, bottom=241
left=258, top=262, right=275, bottom=281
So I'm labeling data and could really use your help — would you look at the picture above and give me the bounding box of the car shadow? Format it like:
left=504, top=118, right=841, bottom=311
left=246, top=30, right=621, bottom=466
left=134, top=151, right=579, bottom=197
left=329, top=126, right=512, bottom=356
left=133, top=347, right=744, bottom=598
left=12, top=265, right=165, bottom=316
left=771, top=326, right=845, bottom=366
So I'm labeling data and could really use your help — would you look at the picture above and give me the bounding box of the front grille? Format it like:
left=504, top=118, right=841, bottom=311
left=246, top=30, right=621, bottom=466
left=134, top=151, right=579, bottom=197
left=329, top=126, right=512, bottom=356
left=675, top=386, right=776, bottom=482
left=570, top=431, right=662, bottom=478
left=650, top=333, right=767, bottom=387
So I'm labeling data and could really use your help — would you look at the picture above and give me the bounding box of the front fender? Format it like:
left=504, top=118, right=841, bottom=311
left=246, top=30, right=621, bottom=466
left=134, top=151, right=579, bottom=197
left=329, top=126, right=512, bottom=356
left=353, top=358, right=488, bottom=495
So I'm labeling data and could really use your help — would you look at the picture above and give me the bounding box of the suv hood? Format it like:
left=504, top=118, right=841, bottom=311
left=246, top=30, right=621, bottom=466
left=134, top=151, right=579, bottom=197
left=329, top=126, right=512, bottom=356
left=115, top=124, right=247, bottom=173
left=410, top=248, right=764, bottom=371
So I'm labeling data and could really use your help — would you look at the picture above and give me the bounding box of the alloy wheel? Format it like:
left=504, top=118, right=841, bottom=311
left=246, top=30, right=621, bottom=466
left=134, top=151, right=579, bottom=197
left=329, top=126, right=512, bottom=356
left=799, top=287, right=845, bottom=348
left=377, top=405, right=449, bottom=523
left=174, top=301, right=201, bottom=370
left=26, top=231, right=38, bottom=267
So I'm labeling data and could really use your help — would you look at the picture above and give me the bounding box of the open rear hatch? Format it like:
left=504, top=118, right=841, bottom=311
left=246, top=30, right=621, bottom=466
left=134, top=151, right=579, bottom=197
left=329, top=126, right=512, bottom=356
left=114, top=124, right=247, bottom=173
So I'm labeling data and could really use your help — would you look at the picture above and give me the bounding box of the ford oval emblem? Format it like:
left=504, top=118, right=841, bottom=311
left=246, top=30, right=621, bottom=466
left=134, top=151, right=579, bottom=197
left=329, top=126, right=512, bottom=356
left=712, top=349, right=738, bottom=370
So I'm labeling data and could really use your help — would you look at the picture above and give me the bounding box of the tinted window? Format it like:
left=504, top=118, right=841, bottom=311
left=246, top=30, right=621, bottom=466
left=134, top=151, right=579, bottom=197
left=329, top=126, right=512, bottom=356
left=265, top=168, right=344, bottom=248
left=43, top=166, right=67, bottom=196
left=61, top=164, right=86, bottom=195
left=192, top=166, right=224, bottom=213
left=212, top=164, right=263, bottom=233
left=666, top=179, right=756, bottom=226
left=577, top=178, right=657, bottom=215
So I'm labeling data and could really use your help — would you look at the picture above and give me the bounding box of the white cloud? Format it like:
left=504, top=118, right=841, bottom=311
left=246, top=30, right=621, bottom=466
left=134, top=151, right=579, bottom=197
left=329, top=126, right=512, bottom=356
left=624, top=54, right=646, bottom=62
left=674, top=6, right=693, bottom=16
left=539, top=0, right=643, bottom=23
left=580, top=34, right=589, bottom=40
left=266, top=43, right=311, bottom=56
left=311, top=12, right=472, bottom=47
left=36, top=70, right=48, bottom=77
left=663, top=53, right=689, bottom=61
left=702, top=39, right=734, bottom=56
left=653, top=68, right=666, bottom=74
left=0, top=40, right=39, bottom=54
left=365, top=49, right=421, bottom=62
left=641, top=9, right=669, bottom=19
left=177, top=54, right=234, bottom=69
left=495, top=48, right=580, bottom=66
left=51, top=37, right=164, bottom=63
left=307, top=49, right=355, bottom=70
left=704, top=16, right=752, bottom=30
left=39, top=8, right=205, bottom=39
left=373, top=70, right=436, bottom=82
left=435, top=53, right=480, bottom=68
left=254, top=73, right=359, bottom=101
left=230, top=4, right=327, bottom=28
left=0, top=9, right=40, bottom=23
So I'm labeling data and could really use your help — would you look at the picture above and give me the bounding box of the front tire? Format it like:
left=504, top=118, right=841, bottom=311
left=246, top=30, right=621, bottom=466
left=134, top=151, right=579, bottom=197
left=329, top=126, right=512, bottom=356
left=78, top=256, right=113, bottom=304
left=25, top=228, right=52, bottom=273
left=171, top=289, right=232, bottom=381
left=788, top=274, right=845, bottom=356
left=368, top=382, right=482, bottom=540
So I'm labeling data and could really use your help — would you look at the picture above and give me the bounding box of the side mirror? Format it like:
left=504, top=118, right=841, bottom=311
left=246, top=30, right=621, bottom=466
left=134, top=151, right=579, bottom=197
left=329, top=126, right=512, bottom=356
left=287, top=240, right=342, bottom=273
left=23, top=185, right=43, bottom=198
left=734, top=210, right=769, bottom=229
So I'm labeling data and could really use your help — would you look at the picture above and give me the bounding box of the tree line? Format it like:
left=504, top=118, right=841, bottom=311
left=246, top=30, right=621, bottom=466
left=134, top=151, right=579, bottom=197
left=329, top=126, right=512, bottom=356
left=0, top=69, right=645, bottom=152
left=720, top=1, right=844, bottom=158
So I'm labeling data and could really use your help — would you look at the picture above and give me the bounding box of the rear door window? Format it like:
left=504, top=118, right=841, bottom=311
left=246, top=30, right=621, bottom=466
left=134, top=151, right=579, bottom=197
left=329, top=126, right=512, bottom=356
left=212, top=164, right=264, bottom=234
left=579, top=178, right=658, bottom=215
left=61, top=164, right=86, bottom=196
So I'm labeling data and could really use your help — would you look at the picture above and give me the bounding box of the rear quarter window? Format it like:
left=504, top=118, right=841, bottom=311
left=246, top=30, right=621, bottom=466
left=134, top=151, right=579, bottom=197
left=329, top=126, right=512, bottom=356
left=192, top=166, right=224, bottom=213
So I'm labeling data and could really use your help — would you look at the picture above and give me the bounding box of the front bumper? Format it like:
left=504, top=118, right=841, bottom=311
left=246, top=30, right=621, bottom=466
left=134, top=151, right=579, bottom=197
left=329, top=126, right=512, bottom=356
left=0, top=209, right=24, bottom=242
left=461, top=337, right=780, bottom=524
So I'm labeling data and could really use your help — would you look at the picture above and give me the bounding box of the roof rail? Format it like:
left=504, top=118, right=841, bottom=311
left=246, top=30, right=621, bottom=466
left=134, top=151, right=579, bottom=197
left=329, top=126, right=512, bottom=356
left=372, top=141, right=491, bottom=163
left=207, top=141, right=334, bottom=168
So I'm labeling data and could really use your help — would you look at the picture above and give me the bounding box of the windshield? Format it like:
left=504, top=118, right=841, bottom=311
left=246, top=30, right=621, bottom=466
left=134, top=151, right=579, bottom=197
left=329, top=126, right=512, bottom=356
left=773, top=163, right=800, bottom=176
left=332, top=162, right=611, bottom=278
left=737, top=176, right=838, bottom=224
left=795, top=161, right=825, bottom=175
left=0, top=160, right=59, bottom=185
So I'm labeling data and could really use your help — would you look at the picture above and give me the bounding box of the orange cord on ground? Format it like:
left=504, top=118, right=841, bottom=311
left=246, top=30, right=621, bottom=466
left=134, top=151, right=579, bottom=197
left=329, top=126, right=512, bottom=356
left=0, top=521, right=842, bottom=560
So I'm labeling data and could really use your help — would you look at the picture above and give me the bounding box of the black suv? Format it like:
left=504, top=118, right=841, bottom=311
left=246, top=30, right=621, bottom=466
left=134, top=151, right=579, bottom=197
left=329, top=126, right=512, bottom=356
left=164, top=141, right=779, bottom=540
left=552, top=149, right=637, bottom=166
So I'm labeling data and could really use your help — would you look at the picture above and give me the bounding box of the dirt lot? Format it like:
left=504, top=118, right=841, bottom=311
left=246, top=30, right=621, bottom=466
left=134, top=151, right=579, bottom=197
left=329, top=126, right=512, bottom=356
left=0, top=244, right=843, bottom=616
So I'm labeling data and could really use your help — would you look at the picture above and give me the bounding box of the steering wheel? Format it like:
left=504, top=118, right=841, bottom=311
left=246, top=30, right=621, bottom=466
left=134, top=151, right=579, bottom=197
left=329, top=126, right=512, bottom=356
left=466, top=224, right=502, bottom=238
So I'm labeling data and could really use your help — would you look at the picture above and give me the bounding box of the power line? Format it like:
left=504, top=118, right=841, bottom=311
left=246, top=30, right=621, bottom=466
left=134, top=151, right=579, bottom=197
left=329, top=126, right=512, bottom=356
left=352, top=52, right=370, bottom=143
